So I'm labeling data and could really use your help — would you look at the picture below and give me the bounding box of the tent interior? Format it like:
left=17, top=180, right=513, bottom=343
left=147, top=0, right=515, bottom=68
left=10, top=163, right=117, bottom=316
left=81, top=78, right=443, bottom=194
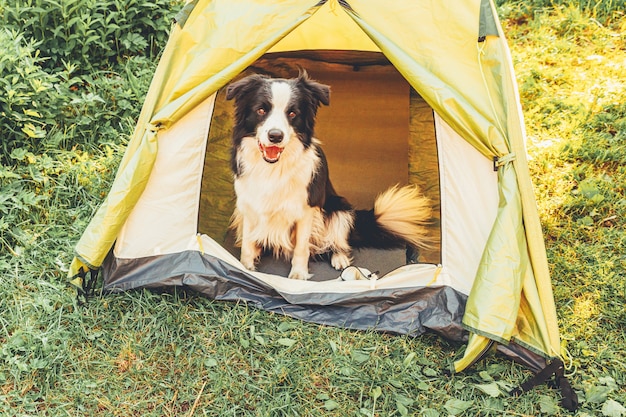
left=198, top=52, right=443, bottom=281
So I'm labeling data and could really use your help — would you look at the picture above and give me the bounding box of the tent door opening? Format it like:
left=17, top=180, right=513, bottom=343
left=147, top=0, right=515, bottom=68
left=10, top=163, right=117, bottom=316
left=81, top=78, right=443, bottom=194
left=198, top=51, right=442, bottom=281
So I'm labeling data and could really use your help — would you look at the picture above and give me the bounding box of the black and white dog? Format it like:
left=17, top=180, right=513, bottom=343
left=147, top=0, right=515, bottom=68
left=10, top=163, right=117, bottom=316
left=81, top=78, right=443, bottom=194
left=226, top=72, right=431, bottom=280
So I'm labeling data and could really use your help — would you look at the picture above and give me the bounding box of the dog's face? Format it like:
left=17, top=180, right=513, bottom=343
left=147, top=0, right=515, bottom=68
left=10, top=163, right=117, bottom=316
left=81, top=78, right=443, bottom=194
left=226, top=72, right=330, bottom=164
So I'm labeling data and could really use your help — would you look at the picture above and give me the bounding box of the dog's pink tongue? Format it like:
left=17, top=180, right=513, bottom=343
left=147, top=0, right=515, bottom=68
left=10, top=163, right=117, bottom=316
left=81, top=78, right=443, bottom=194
left=264, top=146, right=282, bottom=160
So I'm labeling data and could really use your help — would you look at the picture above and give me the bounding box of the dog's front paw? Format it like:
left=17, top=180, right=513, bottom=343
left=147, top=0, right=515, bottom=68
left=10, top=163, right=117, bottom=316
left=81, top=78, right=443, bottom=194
left=240, top=244, right=261, bottom=271
left=240, top=253, right=258, bottom=271
left=331, top=252, right=351, bottom=270
left=241, top=259, right=257, bottom=271
left=288, top=266, right=312, bottom=280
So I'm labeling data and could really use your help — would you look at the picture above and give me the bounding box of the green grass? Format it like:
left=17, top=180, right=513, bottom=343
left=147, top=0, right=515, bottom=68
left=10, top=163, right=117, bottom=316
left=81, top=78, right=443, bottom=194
left=1, top=4, right=625, bottom=417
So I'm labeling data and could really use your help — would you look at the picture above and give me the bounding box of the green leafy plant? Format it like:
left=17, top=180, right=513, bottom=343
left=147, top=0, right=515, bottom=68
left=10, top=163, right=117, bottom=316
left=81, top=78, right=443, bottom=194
left=0, top=0, right=180, bottom=72
left=0, top=29, right=67, bottom=162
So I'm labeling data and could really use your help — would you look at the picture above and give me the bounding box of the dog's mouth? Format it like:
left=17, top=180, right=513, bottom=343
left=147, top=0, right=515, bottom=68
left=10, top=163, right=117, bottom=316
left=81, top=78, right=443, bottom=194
left=258, top=142, right=283, bottom=163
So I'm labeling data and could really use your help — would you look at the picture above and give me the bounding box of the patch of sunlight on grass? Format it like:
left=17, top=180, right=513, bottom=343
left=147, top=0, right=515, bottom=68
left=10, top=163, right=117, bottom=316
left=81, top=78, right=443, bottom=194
left=571, top=293, right=599, bottom=323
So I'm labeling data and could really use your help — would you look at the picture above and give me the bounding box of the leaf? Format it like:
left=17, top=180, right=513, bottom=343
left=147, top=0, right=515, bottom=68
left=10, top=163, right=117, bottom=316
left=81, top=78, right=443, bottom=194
left=394, top=393, right=413, bottom=407
left=370, top=386, right=382, bottom=400
left=417, top=381, right=430, bottom=391
left=590, top=193, right=605, bottom=204
left=478, top=370, right=494, bottom=381
left=422, top=367, right=439, bottom=377
left=316, top=393, right=330, bottom=401
left=599, top=376, right=619, bottom=391
left=539, top=395, right=558, bottom=415
left=277, top=338, right=296, bottom=347
left=579, top=179, right=601, bottom=199
left=324, top=400, right=339, bottom=411
left=444, top=398, right=473, bottom=415
left=351, top=350, right=370, bottom=364
left=602, top=399, right=626, bottom=417
left=389, top=379, right=403, bottom=388
left=474, top=382, right=502, bottom=397
left=421, top=409, right=440, bottom=417
left=239, top=337, right=249, bottom=349
left=395, top=393, right=413, bottom=415
left=329, top=340, right=337, bottom=353
left=21, top=123, right=46, bottom=138
left=586, top=384, right=613, bottom=403
left=204, top=358, right=218, bottom=368
left=23, top=108, right=42, bottom=117
left=339, top=366, right=352, bottom=376
left=10, top=148, right=29, bottom=160
left=495, top=380, right=514, bottom=393
left=397, top=402, right=408, bottom=416
left=0, top=169, right=21, bottom=179
left=30, top=358, right=48, bottom=369
left=403, top=352, right=416, bottom=367
left=277, top=322, right=295, bottom=333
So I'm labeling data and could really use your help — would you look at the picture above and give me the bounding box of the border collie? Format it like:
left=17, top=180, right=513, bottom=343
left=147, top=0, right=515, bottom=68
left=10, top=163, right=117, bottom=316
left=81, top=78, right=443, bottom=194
left=226, top=72, right=431, bottom=280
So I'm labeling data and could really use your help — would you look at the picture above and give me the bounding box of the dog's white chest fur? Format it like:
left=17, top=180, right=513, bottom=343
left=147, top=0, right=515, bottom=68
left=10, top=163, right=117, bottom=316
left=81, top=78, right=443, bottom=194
left=233, top=136, right=320, bottom=254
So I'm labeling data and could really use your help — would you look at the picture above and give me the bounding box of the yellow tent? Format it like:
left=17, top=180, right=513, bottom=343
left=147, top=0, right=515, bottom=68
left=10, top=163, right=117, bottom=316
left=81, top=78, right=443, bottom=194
left=70, top=0, right=575, bottom=409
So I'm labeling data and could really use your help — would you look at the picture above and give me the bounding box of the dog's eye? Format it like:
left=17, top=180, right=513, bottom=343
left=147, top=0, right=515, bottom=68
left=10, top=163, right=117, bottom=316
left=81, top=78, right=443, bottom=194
left=257, top=108, right=266, bottom=116
left=287, top=111, right=297, bottom=119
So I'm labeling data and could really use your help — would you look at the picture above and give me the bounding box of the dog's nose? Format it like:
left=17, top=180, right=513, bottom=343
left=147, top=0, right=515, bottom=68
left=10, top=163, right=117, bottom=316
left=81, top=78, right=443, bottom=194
left=268, top=129, right=284, bottom=143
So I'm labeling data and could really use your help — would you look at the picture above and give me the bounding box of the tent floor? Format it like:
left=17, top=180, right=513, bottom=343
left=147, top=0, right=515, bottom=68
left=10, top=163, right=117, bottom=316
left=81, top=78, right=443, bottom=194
left=223, top=231, right=408, bottom=281
left=261, top=247, right=409, bottom=281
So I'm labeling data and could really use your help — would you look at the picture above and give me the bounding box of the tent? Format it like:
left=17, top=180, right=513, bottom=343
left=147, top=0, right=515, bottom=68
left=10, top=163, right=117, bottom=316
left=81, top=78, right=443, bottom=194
left=69, top=0, right=576, bottom=408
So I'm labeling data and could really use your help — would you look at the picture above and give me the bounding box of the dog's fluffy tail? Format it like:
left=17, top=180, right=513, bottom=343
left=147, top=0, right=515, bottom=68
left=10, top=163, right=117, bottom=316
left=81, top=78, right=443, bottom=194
left=350, top=184, right=432, bottom=249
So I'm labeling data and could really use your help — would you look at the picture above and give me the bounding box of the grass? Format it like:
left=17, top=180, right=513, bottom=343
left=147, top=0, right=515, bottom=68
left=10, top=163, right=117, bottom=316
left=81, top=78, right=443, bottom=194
left=1, top=4, right=625, bottom=417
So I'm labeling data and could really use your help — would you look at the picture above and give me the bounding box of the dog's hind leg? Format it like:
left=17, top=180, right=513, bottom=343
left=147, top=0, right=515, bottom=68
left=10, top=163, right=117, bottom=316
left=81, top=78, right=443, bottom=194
left=326, top=210, right=354, bottom=270
left=288, top=208, right=315, bottom=280
left=331, top=252, right=351, bottom=270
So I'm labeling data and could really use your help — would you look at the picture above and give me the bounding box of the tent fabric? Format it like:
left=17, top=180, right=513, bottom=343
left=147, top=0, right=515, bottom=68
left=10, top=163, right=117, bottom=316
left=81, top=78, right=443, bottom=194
left=70, top=0, right=565, bottom=376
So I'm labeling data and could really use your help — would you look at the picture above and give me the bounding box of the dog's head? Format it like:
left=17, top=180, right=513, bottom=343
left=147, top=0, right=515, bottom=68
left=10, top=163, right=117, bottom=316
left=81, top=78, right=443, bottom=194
left=226, top=71, right=330, bottom=164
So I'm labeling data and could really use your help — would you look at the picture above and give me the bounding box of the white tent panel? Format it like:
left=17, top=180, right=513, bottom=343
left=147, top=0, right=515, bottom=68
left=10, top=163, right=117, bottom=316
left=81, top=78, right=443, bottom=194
left=114, top=95, right=216, bottom=258
left=436, top=113, right=498, bottom=295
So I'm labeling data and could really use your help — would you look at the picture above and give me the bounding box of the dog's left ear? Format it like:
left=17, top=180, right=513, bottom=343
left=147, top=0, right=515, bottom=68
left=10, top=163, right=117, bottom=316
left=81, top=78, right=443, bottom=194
left=296, top=71, right=330, bottom=107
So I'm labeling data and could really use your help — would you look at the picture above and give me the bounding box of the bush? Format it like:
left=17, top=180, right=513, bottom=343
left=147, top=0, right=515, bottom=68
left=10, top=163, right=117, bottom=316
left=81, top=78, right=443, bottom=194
left=0, top=29, right=68, bottom=163
left=0, top=32, right=160, bottom=163
left=0, top=0, right=179, bottom=159
left=54, top=56, right=159, bottom=151
left=0, top=0, right=180, bottom=72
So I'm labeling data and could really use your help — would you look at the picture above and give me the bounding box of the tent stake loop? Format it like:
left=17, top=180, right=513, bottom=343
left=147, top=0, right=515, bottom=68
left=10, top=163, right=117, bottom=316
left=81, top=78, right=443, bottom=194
left=493, top=153, right=516, bottom=171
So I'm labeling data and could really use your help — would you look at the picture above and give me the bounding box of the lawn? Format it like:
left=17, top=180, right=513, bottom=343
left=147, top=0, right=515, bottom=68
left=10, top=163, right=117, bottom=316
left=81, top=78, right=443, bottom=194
left=0, top=1, right=625, bottom=416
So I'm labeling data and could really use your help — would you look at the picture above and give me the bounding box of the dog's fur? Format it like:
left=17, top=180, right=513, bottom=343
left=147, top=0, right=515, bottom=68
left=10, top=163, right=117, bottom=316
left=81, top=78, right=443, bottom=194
left=226, top=72, right=431, bottom=280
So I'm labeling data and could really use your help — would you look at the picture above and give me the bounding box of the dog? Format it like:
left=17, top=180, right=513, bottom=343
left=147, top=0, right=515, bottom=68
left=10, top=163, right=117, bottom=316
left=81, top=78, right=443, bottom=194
left=226, top=71, right=431, bottom=280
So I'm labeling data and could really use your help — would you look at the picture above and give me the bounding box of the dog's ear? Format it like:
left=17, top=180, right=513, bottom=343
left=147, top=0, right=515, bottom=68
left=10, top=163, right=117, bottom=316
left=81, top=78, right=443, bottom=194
left=226, top=74, right=267, bottom=101
left=296, top=71, right=330, bottom=107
